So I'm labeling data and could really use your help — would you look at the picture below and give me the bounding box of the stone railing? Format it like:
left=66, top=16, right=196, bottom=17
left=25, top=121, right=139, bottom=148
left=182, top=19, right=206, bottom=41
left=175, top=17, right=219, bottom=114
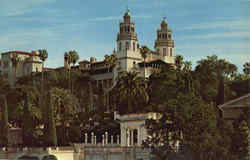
left=82, top=132, right=120, bottom=147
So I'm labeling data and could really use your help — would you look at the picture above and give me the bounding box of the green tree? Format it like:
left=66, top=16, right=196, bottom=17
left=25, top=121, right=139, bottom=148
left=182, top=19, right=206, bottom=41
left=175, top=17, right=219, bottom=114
left=47, top=91, right=57, bottom=146
left=114, top=71, right=149, bottom=114
left=50, top=87, right=79, bottom=145
left=38, top=49, right=48, bottom=91
left=243, top=62, right=250, bottom=76
left=11, top=53, right=21, bottom=86
left=232, top=120, right=250, bottom=159
left=140, top=45, right=150, bottom=77
left=195, top=55, right=237, bottom=103
left=0, top=95, right=9, bottom=147
left=64, top=50, right=79, bottom=93
left=104, top=53, right=118, bottom=111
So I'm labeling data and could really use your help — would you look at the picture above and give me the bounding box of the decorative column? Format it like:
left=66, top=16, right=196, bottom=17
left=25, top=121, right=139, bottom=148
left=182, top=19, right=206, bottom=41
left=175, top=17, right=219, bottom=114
left=102, top=134, right=105, bottom=146
left=137, top=127, right=141, bottom=146
left=131, top=130, right=134, bottom=146
left=105, top=132, right=108, bottom=145
left=111, top=135, right=114, bottom=144
left=127, top=129, right=130, bottom=146
left=85, top=133, right=88, bottom=144
left=94, top=136, right=97, bottom=145
left=141, top=125, right=147, bottom=144
left=120, top=127, right=126, bottom=146
left=117, top=135, right=120, bottom=145
left=91, top=132, right=94, bottom=144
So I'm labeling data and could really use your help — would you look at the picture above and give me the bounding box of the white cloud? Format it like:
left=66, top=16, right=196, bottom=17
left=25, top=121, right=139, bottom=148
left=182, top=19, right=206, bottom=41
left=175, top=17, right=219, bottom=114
left=177, top=31, right=250, bottom=40
left=179, top=19, right=250, bottom=31
left=88, top=15, right=152, bottom=22
left=0, top=0, right=56, bottom=16
left=0, top=28, right=59, bottom=52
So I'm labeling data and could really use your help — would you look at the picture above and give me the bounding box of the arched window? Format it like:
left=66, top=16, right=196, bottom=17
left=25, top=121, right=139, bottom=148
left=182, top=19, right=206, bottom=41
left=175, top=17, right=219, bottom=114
left=133, top=42, right=136, bottom=51
left=119, top=42, right=122, bottom=51
left=163, top=48, right=167, bottom=56
left=170, top=48, right=173, bottom=56
left=125, top=41, right=129, bottom=50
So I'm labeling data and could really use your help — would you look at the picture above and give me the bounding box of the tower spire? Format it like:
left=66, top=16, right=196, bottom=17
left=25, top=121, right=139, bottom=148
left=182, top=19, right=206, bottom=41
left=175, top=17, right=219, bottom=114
left=126, top=5, right=129, bottom=12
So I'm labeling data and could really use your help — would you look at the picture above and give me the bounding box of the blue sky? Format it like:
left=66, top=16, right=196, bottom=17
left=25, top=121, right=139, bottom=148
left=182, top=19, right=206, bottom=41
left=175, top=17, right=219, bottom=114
left=0, top=0, right=249, bottom=71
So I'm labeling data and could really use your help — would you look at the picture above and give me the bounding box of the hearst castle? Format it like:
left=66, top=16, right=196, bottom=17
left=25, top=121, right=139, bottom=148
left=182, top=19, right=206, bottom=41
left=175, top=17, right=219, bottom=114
left=0, top=10, right=175, bottom=86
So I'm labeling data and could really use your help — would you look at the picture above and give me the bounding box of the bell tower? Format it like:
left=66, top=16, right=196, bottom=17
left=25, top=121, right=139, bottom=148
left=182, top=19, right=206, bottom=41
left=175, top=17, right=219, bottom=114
left=154, top=17, right=174, bottom=57
left=116, top=9, right=140, bottom=71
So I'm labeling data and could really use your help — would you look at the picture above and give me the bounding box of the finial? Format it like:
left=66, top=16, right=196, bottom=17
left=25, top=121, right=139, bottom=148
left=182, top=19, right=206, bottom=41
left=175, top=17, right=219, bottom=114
left=163, top=16, right=167, bottom=21
left=126, top=5, right=129, bottom=12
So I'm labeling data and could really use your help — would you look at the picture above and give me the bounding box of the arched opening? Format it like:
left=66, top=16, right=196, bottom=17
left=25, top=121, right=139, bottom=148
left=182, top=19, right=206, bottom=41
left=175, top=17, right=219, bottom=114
left=42, top=155, right=58, bottom=160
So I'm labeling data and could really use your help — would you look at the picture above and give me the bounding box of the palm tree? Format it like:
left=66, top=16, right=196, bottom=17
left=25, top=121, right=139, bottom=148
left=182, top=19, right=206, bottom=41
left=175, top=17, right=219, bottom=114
left=65, top=50, right=79, bottom=93
left=175, top=55, right=184, bottom=71
left=69, top=50, right=79, bottom=67
left=0, top=95, right=8, bottom=147
left=11, top=53, right=21, bottom=86
left=115, top=71, right=149, bottom=114
left=38, top=49, right=48, bottom=92
left=140, top=46, right=150, bottom=78
left=104, top=53, right=118, bottom=111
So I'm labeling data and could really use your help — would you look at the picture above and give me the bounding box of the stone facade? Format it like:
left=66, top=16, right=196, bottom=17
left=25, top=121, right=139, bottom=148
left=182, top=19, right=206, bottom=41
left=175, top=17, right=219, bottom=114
left=0, top=51, right=42, bottom=85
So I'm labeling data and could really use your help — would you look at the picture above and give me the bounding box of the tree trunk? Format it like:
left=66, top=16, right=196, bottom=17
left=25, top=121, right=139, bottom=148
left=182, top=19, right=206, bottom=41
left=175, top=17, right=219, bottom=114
left=89, top=81, right=94, bottom=110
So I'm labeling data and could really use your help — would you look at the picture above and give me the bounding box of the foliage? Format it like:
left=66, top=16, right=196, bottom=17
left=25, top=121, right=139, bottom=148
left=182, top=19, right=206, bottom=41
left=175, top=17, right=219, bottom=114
left=0, top=95, right=9, bottom=147
left=114, top=71, right=149, bottom=114
left=232, top=120, right=250, bottom=159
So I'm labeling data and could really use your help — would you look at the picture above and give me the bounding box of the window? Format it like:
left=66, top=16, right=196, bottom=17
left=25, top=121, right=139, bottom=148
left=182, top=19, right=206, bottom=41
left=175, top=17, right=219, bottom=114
left=131, top=27, right=134, bottom=32
left=125, top=41, right=129, bottom=50
left=133, top=61, right=136, bottom=66
left=133, top=42, right=136, bottom=51
left=163, top=48, right=167, bottom=56
left=170, top=48, right=173, bottom=56
left=3, top=61, right=8, bottom=68
left=168, top=34, right=171, bottom=39
left=119, top=42, right=122, bottom=51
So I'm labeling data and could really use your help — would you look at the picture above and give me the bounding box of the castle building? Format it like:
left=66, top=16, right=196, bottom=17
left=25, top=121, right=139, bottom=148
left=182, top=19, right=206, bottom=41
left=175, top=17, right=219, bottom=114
left=78, top=9, right=176, bottom=83
left=0, top=51, right=42, bottom=85
left=0, top=10, right=176, bottom=87
left=116, top=9, right=175, bottom=77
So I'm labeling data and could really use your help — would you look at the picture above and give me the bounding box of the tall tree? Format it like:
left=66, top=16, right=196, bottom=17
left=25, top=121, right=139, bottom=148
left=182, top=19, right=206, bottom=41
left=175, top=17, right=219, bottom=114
left=104, top=53, right=118, bottom=111
left=38, top=49, right=48, bottom=90
left=232, top=120, right=250, bottom=159
left=11, top=53, right=21, bottom=86
left=195, top=55, right=237, bottom=103
left=50, top=87, right=79, bottom=145
left=140, top=45, right=150, bottom=77
left=65, top=50, right=79, bottom=93
left=114, top=71, right=149, bottom=114
left=38, top=49, right=48, bottom=146
left=0, top=95, right=9, bottom=147
left=47, top=91, right=57, bottom=146
left=175, top=55, right=184, bottom=71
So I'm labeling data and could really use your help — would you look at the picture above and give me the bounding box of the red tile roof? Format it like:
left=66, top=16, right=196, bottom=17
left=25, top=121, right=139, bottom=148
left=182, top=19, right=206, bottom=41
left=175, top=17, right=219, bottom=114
left=2, top=51, right=37, bottom=56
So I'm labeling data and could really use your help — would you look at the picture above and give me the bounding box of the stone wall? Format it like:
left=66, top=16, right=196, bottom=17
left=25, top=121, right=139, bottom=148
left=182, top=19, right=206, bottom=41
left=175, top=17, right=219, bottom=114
left=0, top=146, right=151, bottom=160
